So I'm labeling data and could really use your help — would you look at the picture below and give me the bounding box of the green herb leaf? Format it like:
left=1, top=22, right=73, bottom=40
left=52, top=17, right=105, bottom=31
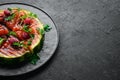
left=29, top=12, right=33, bottom=17
left=23, top=25, right=29, bottom=32
left=44, top=24, right=52, bottom=32
left=7, top=8, right=12, bottom=12
left=23, top=25, right=32, bottom=33
left=0, top=37, right=4, bottom=45
left=30, top=53, right=40, bottom=65
left=19, top=41, right=24, bottom=47
left=29, top=34, right=34, bottom=39
left=36, top=27, right=45, bottom=35
left=29, top=12, right=37, bottom=18
left=33, top=14, right=37, bottom=18
left=5, top=16, right=11, bottom=21
left=13, top=42, right=19, bottom=46
left=8, top=31, right=16, bottom=37
left=13, top=41, right=24, bottom=47
left=27, top=40, right=32, bottom=45
left=18, top=8, right=21, bottom=13
left=5, top=13, right=15, bottom=21
left=40, top=29, right=45, bottom=35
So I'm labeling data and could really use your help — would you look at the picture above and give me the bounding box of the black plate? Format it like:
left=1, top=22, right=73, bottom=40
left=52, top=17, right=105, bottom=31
left=0, top=3, right=59, bottom=76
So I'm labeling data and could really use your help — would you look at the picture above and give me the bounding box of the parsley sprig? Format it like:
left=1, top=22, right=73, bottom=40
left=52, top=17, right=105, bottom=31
left=44, top=24, right=52, bottom=32
left=30, top=53, right=40, bottom=65
left=36, top=24, right=51, bottom=35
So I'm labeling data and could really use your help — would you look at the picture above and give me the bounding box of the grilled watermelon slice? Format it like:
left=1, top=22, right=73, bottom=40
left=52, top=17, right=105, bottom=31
left=0, top=8, right=44, bottom=65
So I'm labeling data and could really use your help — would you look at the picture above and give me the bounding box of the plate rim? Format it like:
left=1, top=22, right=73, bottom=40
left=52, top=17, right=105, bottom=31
left=0, top=2, right=59, bottom=76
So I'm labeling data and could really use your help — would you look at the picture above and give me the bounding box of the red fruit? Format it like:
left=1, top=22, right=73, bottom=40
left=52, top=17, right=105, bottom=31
left=4, top=10, right=10, bottom=16
left=24, top=18, right=31, bottom=25
left=8, top=36, right=19, bottom=45
left=22, top=32, right=30, bottom=39
left=16, top=31, right=30, bottom=40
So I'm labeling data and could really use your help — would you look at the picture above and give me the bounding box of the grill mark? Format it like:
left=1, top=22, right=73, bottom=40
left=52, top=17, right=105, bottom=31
left=0, top=49, right=11, bottom=57
left=7, top=46, right=24, bottom=55
left=17, top=50, right=24, bottom=55
left=7, top=49, right=20, bottom=56
left=0, top=49, right=8, bottom=57
left=17, top=48, right=27, bottom=55
left=4, top=48, right=17, bottom=56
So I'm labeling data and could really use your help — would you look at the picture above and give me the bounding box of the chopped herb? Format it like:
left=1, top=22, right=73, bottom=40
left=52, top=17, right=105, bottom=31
left=18, top=8, right=21, bottom=13
left=30, top=53, right=40, bottom=65
left=29, top=12, right=37, bottom=18
left=40, top=29, right=45, bottom=35
left=36, top=27, right=45, bottom=35
left=0, top=38, right=4, bottom=45
left=19, top=41, right=24, bottom=47
left=27, top=40, right=32, bottom=45
left=8, top=31, right=16, bottom=37
left=5, top=16, right=11, bottom=21
left=12, top=13, right=16, bottom=18
left=5, top=13, right=15, bottom=21
left=29, top=34, right=34, bottom=39
left=29, top=12, right=33, bottom=17
left=23, top=25, right=32, bottom=33
left=33, top=14, right=37, bottom=18
left=44, top=24, right=52, bottom=32
left=23, top=25, right=28, bottom=30
left=23, top=25, right=29, bottom=32
left=13, top=42, right=19, bottom=46
left=13, top=41, right=24, bottom=47
left=7, top=8, right=12, bottom=12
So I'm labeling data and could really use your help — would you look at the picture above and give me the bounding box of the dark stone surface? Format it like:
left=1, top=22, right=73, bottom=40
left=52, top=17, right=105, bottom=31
left=0, top=0, right=120, bottom=80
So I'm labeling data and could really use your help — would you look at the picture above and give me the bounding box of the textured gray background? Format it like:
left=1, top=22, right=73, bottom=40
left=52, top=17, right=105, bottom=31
left=1, top=0, right=120, bottom=80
